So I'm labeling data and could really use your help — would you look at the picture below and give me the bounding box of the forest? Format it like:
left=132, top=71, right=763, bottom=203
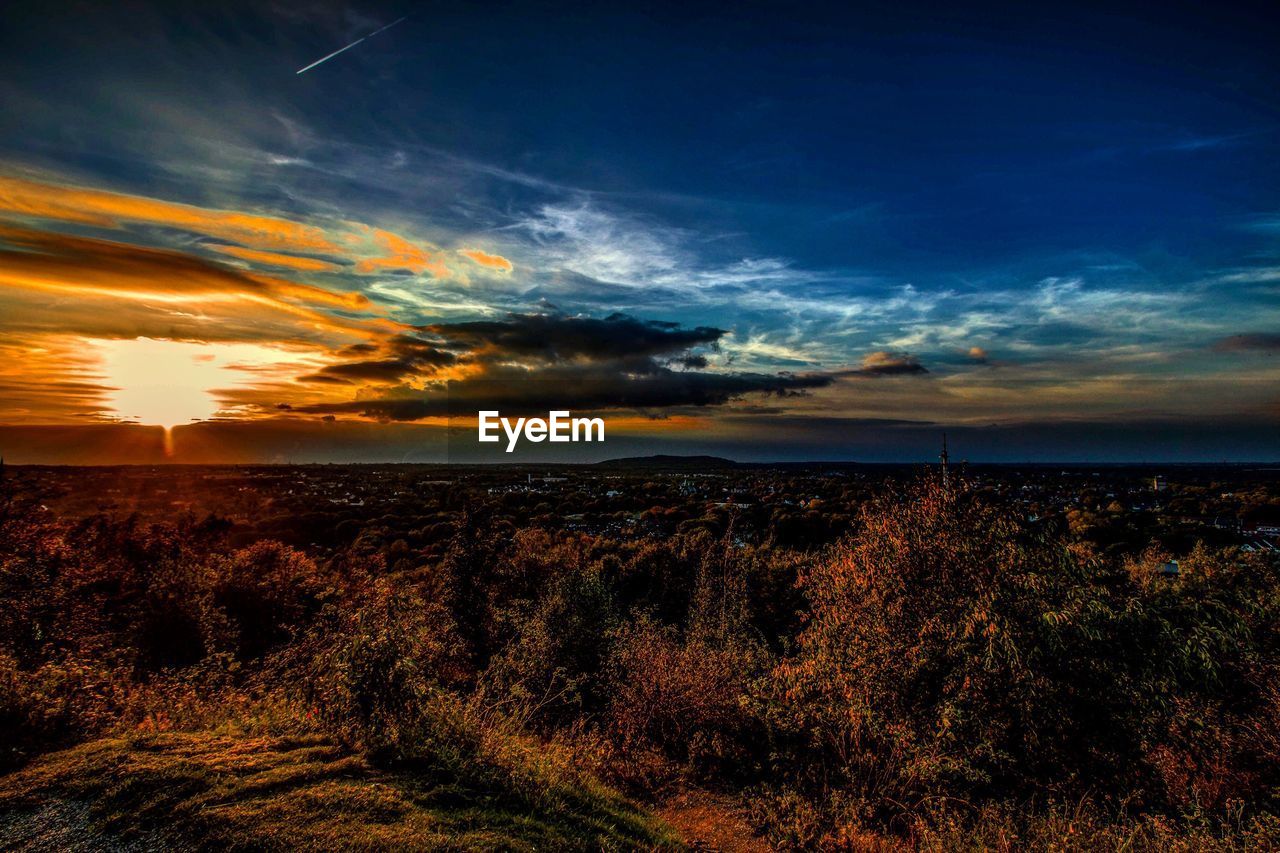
left=2, top=470, right=1280, bottom=849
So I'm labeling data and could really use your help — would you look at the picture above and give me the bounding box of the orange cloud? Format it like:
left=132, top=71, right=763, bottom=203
left=354, top=228, right=451, bottom=278
left=260, top=279, right=371, bottom=311
left=0, top=173, right=500, bottom=427
left=0, top=175, right=466, bottom=283
left=0, top=336, right=116, bottom=423
left=0, top=225, right=365, bottom=307
left=0, top=225, right=394, bottom=345
left=0, top=239, right=415, bottom=421
left=832, top=351, right=929, bottom=379
left=0, top=175, right=341, bottom=253
left=460, top=248, right=514, bottom=272
left=212, top=244, right=344, bottom=272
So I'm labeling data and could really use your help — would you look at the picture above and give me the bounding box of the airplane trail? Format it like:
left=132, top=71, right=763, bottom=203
left=296, top=16, right=407, bottom=75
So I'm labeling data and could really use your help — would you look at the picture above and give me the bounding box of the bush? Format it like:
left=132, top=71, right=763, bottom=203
left=772, top=477, right=1280, bottom=836
left=212, top=541, right=337, bottom=661
left=482, top=563, right=619, bottom=727
left=606, top=615, right=766, bottom=782
left=0, top=652, right=129, bottom=767
left=293, top=577, right=468, bottom=760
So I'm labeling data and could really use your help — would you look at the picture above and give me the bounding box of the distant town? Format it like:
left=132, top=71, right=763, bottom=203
left=4, top=457, right=1277, bottom=562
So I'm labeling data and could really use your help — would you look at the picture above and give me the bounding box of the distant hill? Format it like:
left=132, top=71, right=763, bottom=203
left=595, top=454, right=739, bottom=469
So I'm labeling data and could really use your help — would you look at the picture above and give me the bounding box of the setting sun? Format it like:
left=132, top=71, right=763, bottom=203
left=95, top=338, right=313, bottom=431
left=97, top=338, right=224, bottom=429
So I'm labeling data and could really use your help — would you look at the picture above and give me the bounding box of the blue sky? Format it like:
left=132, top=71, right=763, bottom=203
left=0, top=0, right=1276, bottom=461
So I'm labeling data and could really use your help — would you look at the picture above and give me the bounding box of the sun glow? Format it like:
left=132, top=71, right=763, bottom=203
left=95, top=338, right=312, bottom=431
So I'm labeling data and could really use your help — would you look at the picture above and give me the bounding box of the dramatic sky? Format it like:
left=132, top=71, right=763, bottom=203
left=0, top=0, right=1277, bottom=462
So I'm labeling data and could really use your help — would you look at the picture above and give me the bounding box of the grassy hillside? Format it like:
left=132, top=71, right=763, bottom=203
left=0, top=731, right=680, bottom=851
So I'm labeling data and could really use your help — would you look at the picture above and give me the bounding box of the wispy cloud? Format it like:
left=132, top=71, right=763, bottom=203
left=459, top=248, right=514, bottom=272
left=1, top=146, right=1277, bottom=436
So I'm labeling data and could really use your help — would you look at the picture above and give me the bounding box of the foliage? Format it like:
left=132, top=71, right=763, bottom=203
left=289, top=575, right=469, bottom=760
left=2, top=475, right=1279, bottom=848
left=483, top=560, right=620, bottom=727
left=772, top=477, right=1280, bottom=841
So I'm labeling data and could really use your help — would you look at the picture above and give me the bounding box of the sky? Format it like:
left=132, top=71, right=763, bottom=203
left=0, top=0, right=1277, bottom=463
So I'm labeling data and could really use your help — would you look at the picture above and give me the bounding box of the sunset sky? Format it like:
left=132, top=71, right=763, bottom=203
left=0, top=0, right=1277, bottom=462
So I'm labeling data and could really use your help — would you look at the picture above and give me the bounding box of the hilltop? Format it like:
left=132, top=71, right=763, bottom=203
left=594, top=454, right=738, bottom=469
left=0, top=732, right=681, bottom=851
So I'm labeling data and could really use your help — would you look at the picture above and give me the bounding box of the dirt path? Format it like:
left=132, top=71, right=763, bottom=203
left=659, top=790, right=771, bottom=852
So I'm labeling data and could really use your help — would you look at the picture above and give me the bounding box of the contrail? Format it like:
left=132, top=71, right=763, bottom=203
left=296, top=16, right=407, bottom=75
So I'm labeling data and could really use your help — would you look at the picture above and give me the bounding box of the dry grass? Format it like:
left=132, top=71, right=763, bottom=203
left=0, top=731, right=683, bottom=851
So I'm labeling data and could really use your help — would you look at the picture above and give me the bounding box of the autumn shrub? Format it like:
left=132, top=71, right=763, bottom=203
left=606, top=533, right=708, bottom=626
left=605, top=614, right=767, bottom=783
left=429, top=510, right=507, bottom=668
left=482, top=562, right=619, bottom=727
left=740, top=546, right=811, bottom=652
left=489, top=529, right=596, bottom=614
left=0, top=505, right=69, bottom=669
left=211, top=540, right=338, bottom=661
left=1, top=513, right=227, bottom=673
left=1134, top=546, right=1280, bottom=814
left=124, top=547, right=219, bottom=672
left=604, top=526, right=773, bottom=783
left=291, top=576, right=469, bottom=761
left=770, top=477, right=1280, bottom=840
left=283, top=570, right=624, bottom=818
left=0, top=652, right=130, bottom=767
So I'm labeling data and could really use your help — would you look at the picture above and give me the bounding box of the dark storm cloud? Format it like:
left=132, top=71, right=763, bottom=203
left=1213, top=333, right=1280, bottom=352
left=417, top=312, right=725, bottom=362
left=295, top=365, right=832, bottom=421
left=293, top=312, right=827, bottom=421
left=676, top=354, right=709, bottom=369
left=300, top=335, right=458, bottom=384
left=308, top=359, right=433, bottom=382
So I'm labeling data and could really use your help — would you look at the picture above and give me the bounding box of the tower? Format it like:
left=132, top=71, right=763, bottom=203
left=940, top=433, right=949, bottom=489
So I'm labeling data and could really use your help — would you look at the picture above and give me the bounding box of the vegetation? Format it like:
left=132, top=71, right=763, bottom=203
left=2, top=473, right=1279, bottom=849
left=0, top=732, right=674, bottom=850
